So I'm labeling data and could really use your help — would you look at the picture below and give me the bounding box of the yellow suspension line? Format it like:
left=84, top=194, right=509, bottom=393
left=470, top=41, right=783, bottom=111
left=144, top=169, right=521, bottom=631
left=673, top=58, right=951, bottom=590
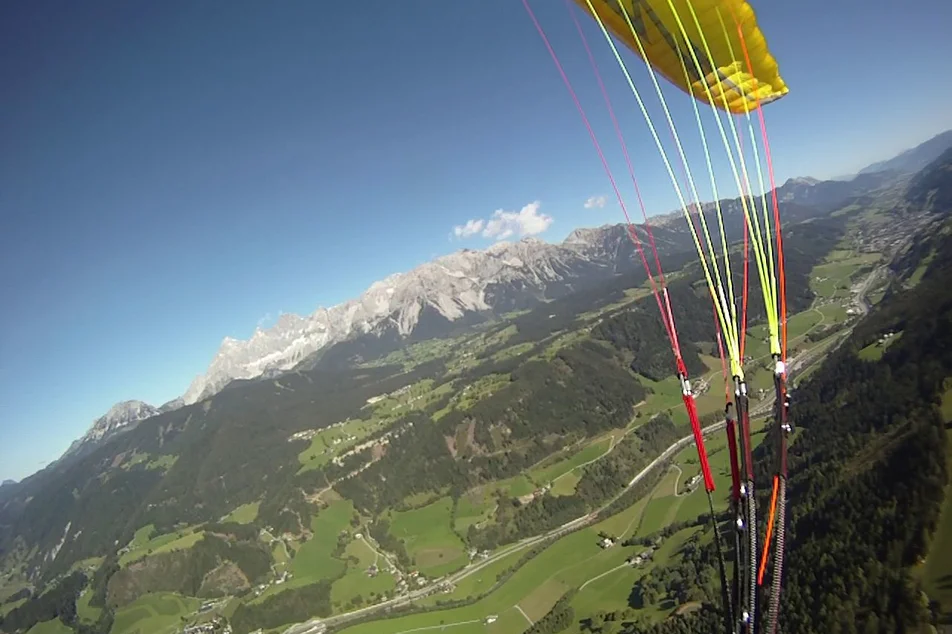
left=582, top=0, right=744, bottom=379
left=611, top=0, right=743, bottom=370
left=714, top=7, right=780, bottom=341
left=666, top=0, right=780, bottom=355
left=667, top=31, right=740, bottom=355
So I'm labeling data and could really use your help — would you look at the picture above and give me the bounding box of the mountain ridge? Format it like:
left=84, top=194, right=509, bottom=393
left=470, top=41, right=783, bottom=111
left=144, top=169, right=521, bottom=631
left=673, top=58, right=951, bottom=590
left=62, top=132, right=952, bottom=460
left=61, top=400, right=160, bottom=461
left=858, top=129, right=952, bottom=176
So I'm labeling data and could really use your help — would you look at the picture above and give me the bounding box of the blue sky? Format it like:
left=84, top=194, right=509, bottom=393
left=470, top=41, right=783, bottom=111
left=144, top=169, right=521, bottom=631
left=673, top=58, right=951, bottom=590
left=1, top=0, right=950, bottom=482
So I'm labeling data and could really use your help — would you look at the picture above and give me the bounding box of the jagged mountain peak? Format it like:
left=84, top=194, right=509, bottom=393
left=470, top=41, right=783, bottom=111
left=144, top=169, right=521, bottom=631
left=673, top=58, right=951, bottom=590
left=100, top=400, right=156, bottom=421
left=62, top=400, right=160, bottom=459
left=784, top=176, right=820, bottom=187
left=179, top=236, right=616, bottom=405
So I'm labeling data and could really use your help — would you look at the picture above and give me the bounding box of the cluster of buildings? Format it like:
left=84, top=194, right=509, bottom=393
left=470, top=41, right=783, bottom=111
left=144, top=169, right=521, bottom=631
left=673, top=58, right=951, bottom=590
left=250, top=568, right=293, bottom=598
left=251, top=583, right=268, bottom=597
left=874, top=331, right=898, bottom=346
left=330, top=436, right=386, bottom=466
left=288, top=429, right=319, bottom=442
left=366, top=384, right=413, bottom=406
left=517, top=482, right=552, bottom=506
left=181, top=617, right=229, bottom=634
left=627, top=546, right=655, bottom=567
left=683, top=474, right=702, bottom=494
left=198, top=601, right=226, bottom=614
left=279, top=620, right=326, bottom=634
left=330, top=419, right=417, bottom=468
left=690, top=377, right=710, bottom=397
left=467, top=548, right=491, bottom=561
left=392, top=569, right=429, bottom=595
left=436, top=581, right=455, bottom=594
left=289, top=418, right=359, bottom=445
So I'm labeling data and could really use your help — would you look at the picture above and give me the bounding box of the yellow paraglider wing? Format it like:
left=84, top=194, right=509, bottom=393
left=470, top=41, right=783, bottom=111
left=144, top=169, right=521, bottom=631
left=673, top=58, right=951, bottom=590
left=572, top=0, right=788, bottom=114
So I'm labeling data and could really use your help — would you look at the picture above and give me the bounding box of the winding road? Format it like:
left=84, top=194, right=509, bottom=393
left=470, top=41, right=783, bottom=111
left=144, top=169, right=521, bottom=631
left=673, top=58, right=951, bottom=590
left=281, top=412, right=741, bottom=634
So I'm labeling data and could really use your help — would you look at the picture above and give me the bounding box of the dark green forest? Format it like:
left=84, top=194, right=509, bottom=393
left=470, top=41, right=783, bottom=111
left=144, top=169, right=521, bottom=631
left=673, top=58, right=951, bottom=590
left=230, top=581, right=333, bottom=634
left=621, top=219, right=952, bottom=634
left=106, top=527, right=272, bottom=606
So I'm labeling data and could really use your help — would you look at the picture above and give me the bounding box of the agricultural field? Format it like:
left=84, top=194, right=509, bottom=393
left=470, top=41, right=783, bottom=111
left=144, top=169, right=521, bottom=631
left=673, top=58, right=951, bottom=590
left=415, top=551, right=523, bottom=608
left=291, top=501, right=355, bottom=584
left=297, top=379, right=455, bottom=473
left=343, top=405, right=775, bottom=634
left=25, top=620, right=72, bottom=634
left=119, top=525, right=205, bottom=567
left=296, top=417, right=390, bottom=473
left=858, top=331, right=903, bottom=362
left=1, top=597, right=27, bottom=617
left=111, top=593, right=201, bottom=634
left=364, top=335, right=469, bottom=371
left=117, top=452, right=150, bottom=470
left=528, top=437, right=613, bottom=488
left=0, top=578, right=31, bottom=617
left=550, top=471, right=582, bottom=497
left=249, top=501, right=356, bottom=605
left=577, top=287, right=653, bottom=322
left=222, top=502, right=260, bottom=524
left=145, top=455, right=177, bottom=471
left=455, top=490, right=499, bottom=533
left=638, top=374, right=683, bottom=414
left=810, top=250, right=880, bottom=301
left=76, top=588, right=102, bottom=624
left=434, top=373, right=511, bottom=419
left=389, top=497, right=468, bottom=578
left=270, top=538, right=291, bottom=577
left=339, top=472, right=710, bottom=634
left=487, top=475, right=536, bottom=500
left=330, top=537, right=396, bottom=610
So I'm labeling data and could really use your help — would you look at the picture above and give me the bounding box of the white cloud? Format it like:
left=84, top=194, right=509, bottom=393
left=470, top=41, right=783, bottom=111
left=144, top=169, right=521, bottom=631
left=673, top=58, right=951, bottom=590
left=452, top=218, right=485, bottom=239
left=452, top=201, right=553, bottom=242
left=584, top=195, right=607, bottom=209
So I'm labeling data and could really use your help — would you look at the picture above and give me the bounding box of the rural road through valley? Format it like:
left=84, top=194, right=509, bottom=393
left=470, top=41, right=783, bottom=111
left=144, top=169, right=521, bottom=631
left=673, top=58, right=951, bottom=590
left=282, top=346, right=845, bottom=634
left=281, top=412, right=739, bottom=634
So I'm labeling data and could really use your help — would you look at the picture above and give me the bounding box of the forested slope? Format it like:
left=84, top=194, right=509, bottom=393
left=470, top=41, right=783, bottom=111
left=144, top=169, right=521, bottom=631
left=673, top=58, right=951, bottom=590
left=608, top=219, right=952, bottom=634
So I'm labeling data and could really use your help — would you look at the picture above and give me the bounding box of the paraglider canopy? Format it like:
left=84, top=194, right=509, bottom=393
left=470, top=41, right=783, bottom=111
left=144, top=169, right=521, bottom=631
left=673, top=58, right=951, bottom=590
left=572, top=0, right=788, bottom=113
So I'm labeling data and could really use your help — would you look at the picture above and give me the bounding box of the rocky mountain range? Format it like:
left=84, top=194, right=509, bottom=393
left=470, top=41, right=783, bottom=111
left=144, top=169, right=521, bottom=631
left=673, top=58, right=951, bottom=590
left=180, top=229, right=679, bottom=406
left=62, top=131, right=952, bottom=458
